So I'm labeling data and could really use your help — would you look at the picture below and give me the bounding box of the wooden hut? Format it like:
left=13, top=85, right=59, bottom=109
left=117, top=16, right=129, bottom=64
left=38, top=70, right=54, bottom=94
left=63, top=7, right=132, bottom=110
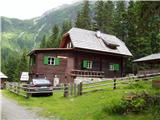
left=133, top=53, right=160, bottom=75
left=28, top=28, right=132, bottom=84
left=0, top=72, right=8, bottom=89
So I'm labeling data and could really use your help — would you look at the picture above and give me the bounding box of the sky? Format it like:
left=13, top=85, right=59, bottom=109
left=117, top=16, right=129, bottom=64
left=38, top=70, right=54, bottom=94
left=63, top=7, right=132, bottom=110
left=0, top=0, right=81, bottom=20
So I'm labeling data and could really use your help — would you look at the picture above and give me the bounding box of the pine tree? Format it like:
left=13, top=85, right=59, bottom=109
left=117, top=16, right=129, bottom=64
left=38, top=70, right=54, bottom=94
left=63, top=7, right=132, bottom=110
left=59, top=20, right=72, bottom=44
left=5, top=56, right=19, bottom=82
left=94, top=1, right=114, bottom=34
left=125, top=1, right=138, bottom=57
left=40, top=35, right=47, bottom=48
left=75, top=0, right=91, bottom=30
left=18, top=49, right=28, bottom=73
left=62, top=20, right=72, bottom=35
left=114, top=1, right=127, bottom=41
left=94, top=1, right=105, bottom=31
left=139, top=2, right=160, bottom=53
left=47, top=25, right=61, bottom=48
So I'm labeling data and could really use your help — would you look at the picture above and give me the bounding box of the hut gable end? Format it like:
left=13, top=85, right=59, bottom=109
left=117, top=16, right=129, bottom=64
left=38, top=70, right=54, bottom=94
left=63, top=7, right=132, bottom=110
left=60, top=34, right=73, bottom=48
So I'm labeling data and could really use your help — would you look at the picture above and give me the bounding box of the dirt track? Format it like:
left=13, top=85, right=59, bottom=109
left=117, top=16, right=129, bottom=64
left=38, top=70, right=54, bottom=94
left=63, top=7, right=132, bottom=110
left=1, top=94, right=49, bottom=120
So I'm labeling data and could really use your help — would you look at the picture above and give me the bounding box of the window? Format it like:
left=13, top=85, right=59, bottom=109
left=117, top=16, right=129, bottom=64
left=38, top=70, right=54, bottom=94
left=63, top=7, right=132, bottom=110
left=48, top=57, right=55, bottom=65
left=88, top=61, right=93, bottom=69
left=109, top=64, right=114, bottom=71
left=67, top=42, right=72, bottom=48
left=109, top=64, right=120, bottom=71
left=30, top=56, right=36, bottom=65
left=43, top=56, right=61, bottom=66
left=83, top=60, right=93, bottom=69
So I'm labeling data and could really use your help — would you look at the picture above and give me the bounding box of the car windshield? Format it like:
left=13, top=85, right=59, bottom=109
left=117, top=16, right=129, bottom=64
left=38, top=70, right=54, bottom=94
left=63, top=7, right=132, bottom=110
left=32, top=79, right=51, bottom=85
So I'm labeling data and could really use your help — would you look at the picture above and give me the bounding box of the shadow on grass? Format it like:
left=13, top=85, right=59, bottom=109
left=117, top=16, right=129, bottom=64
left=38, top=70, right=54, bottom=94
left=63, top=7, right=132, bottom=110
left=31, top=93, right=53, bottom=97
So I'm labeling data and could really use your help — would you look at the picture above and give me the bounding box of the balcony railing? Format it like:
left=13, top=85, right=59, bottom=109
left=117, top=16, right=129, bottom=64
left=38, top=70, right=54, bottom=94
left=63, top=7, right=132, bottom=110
left=138, top=69, right=160, bottom=75
left=70, top=69, right=104, bottom=78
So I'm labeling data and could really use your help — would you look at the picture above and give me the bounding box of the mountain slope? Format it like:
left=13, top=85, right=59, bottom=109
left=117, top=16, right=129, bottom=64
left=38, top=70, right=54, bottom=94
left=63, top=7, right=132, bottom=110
left=1, top=2, right=84, bottom=52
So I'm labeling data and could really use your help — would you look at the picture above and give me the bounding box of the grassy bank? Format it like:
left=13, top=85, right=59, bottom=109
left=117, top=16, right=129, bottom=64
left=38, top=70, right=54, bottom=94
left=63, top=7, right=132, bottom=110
left=2, top=79, right=160, bottom=120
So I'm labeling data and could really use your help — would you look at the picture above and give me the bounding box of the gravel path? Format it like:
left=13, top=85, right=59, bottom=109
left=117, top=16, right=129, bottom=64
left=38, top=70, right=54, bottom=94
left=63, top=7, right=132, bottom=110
left=1, top=94, right=49, bottom=120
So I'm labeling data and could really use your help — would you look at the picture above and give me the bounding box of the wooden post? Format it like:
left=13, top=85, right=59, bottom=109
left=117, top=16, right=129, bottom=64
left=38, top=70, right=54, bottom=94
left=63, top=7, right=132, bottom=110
left=113, top=79, right=116, bottom=90
left=26, top=86, right=30, bottom=99
left=74, top=83, right=77, bottom=96
left=79, top=82, right=83, bottom=95
left=70, top=84, right=73, bottom=96
left=77, top=84, right=80, bottom=95
left=17, top=82, right=20, bottom=94
left=77, top=82, right=83, bottom=96
left=64, top=83, right=69, bottom=97
left=14, top=84, right=16, bottom=93
left=26, top=92, right=30, bottom=99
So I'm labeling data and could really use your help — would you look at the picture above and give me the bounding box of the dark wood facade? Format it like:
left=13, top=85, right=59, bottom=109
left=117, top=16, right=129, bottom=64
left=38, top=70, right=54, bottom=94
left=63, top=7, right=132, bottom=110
left=29, top=48, right=126, bottom=84
left=133, top=53, right=160, bottom=75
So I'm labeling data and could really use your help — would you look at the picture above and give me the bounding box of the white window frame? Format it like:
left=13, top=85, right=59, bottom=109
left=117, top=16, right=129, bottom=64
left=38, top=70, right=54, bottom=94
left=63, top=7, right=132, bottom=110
left=67, top=42, right=72, bottom=48
left=87, top=61, right=93, bottom=69
left=48, top=57, right=55, bottom=65
left=109, top=64, right=114, bottom=71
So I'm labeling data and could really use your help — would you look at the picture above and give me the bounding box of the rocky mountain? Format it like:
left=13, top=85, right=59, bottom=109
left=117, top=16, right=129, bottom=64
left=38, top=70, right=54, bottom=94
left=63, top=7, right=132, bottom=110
left=1, top=2, right=85, bottom=53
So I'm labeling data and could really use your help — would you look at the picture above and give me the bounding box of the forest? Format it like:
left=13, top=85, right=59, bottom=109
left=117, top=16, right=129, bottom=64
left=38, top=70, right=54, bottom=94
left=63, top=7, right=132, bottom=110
left=2, top=0, right=160, bottom=82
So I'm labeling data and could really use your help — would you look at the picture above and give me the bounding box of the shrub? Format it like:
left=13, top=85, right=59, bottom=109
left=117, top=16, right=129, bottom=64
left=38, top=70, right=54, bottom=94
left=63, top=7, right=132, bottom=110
left=103, top=92, right=160, bottom=115
left=130, top=97, right=145, bottom=113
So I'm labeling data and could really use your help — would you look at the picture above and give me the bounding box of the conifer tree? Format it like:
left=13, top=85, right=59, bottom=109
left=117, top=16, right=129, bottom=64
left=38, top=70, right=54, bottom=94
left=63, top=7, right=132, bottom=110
left=40, top=35, right=47, bottom=48
left=75, top=0, right=91, bottom=30
left=62, top=20, right=72, bottom=35
left=18, top=49, right=28, bottom=73
left=114, top=1, right=127, bottom=41
left=138, top=1, right=160, bottom=53
left=94, top=1, right=114, bottom=34
left=47, top=25, right=61, bottom=48
left=5, top=56, right=19, bottom=82
left=94, top=1, right=105, bottom=31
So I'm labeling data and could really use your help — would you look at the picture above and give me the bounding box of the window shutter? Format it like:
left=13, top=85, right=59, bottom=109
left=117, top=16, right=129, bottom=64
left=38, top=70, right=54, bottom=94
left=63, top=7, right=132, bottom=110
left=33, top=57, right=36, bottom=64
left=30, top=58, right=33, bottom=65
left=43, top=56, right=48, bottom=64
left=114, top=64, right=119, bottom=71
left=83, top=60, right=88, bottom=68
left=117, top=64, right=120, bottom=71
left=54, top=58, right=61, bottom=65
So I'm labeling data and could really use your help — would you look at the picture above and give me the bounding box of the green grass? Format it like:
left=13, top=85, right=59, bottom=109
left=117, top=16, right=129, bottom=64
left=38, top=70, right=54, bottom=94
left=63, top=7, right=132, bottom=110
left=152, top=76, right=160, bottom=81
left=2, top=79, right=160, bottom=120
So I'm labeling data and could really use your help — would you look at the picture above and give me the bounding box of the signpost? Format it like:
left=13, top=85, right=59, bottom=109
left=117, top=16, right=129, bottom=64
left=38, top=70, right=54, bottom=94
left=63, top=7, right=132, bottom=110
left=20, top=72, right=29, bottom=82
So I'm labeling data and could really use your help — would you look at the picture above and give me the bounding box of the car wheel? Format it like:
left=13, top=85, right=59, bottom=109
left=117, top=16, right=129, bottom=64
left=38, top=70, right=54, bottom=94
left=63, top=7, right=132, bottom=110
left=48, top=93, right=53, bottom=96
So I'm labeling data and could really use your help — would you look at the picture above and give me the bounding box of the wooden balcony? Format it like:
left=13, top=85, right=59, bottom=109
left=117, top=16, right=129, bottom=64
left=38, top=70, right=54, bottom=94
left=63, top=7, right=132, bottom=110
left=138, top=69, right=160, bottom=75
left=70, top=69, right=104, bottom=78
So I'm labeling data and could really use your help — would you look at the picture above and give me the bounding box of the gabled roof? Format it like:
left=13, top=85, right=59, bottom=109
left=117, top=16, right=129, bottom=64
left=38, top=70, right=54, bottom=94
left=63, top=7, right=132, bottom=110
left=0, top=72, right=8, bottom=79
left=64, top=27, right=132, bottom=56
left=134, top=53, right=160, bottom=62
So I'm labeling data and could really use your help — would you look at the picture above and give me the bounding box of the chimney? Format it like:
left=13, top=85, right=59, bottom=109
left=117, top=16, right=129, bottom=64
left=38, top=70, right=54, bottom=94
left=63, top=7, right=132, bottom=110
left=96, top=30, right=101, bottom=38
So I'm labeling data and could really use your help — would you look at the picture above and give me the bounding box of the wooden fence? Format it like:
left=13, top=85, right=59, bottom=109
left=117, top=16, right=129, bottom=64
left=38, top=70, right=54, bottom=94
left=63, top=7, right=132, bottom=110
left=6, top=82, right=29, bottom=98
left=6, top=82, right=71, bottom=98
left=77, top=76, right=154, bottom=95
left=5, top=73, right=159, bottom=98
